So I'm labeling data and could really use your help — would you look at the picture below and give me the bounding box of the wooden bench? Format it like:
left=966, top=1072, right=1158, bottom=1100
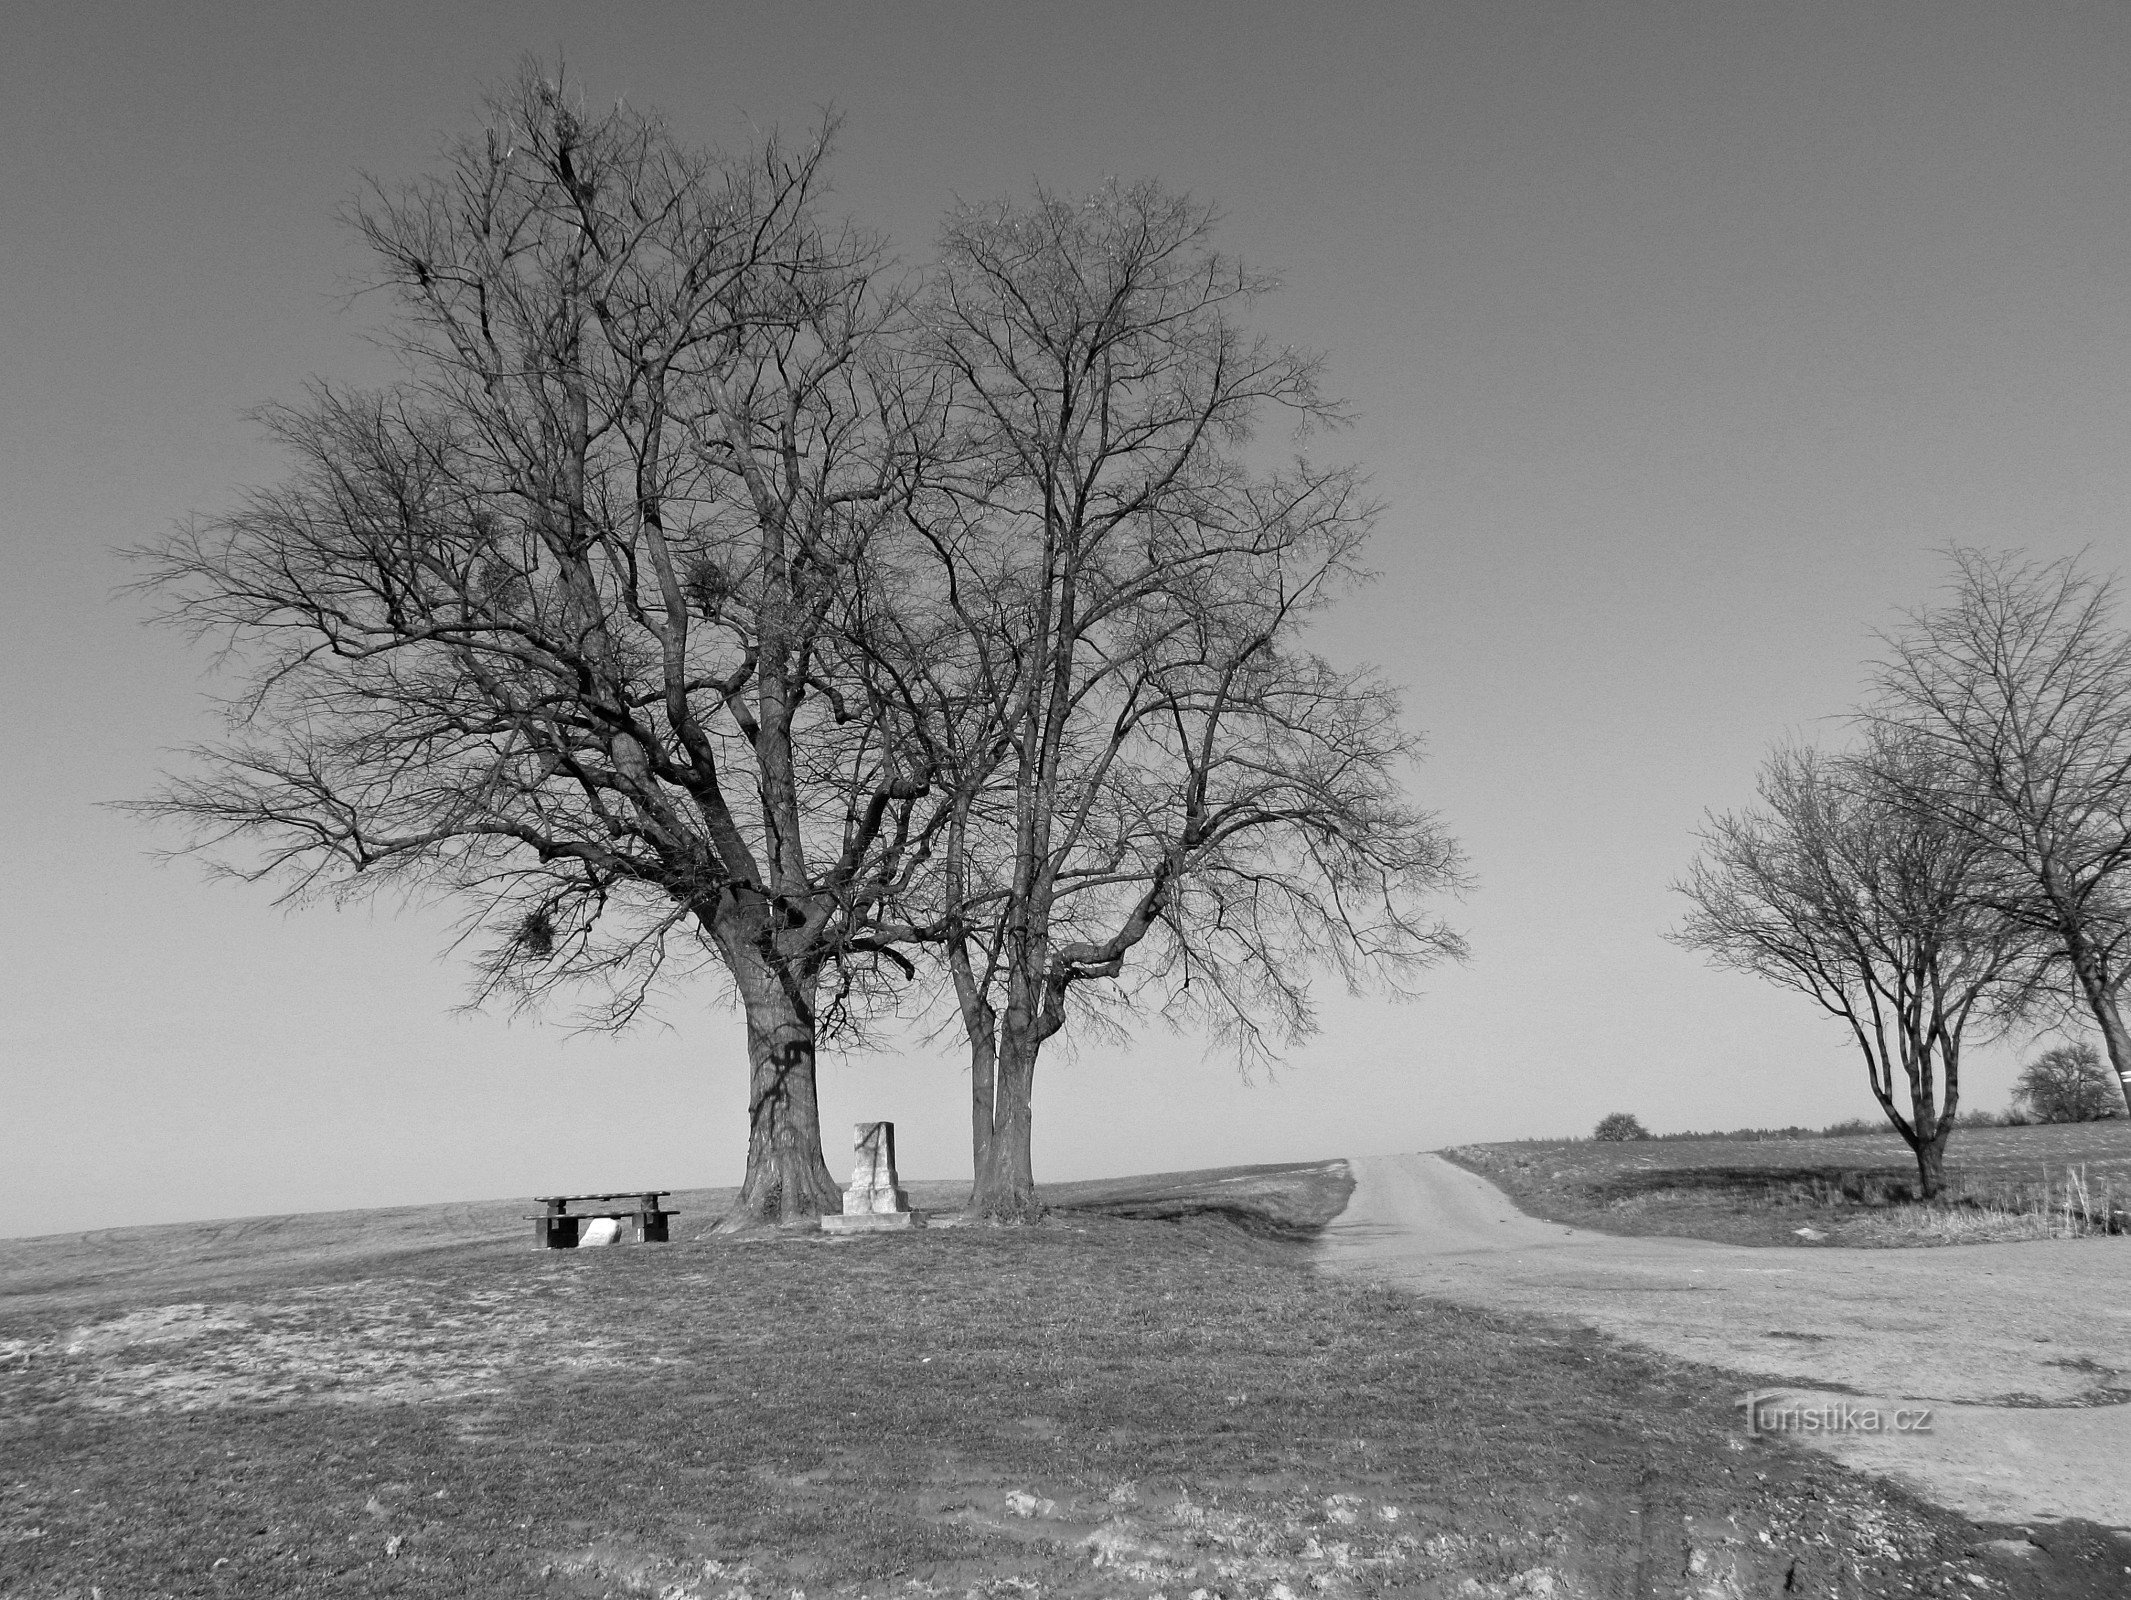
left=529, top=1191, right=676, bottom=1249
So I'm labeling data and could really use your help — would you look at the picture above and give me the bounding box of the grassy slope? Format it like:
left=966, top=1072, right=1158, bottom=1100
left=0, top=1165, right=1347, bottom=1319
left=2, top=1168, right=2122, bottom=1598
left=0, top=1167, right=1341, bottom=1318
left=1046, top=1160, right=1353, bottom=1236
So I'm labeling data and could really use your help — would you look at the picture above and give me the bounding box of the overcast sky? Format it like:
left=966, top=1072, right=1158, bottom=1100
left=7, top=2, right=2131, bottom=1235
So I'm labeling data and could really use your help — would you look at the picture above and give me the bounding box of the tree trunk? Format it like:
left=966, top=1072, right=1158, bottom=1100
left=1912, top=1120, right=1949, bottom=1200
left=951, top=939, right=1000, bottom=1181
left=1917, top=1036, right=1956, bottom=1201
left=2061, top=935, right=2131, bottom=1119
left=969, top=1024, right=997, bottom=1180
left=968, top=1035, right=1042, bottom=1221
left=720, top=945, right=841, bottom=1227
left=2082, top=985, right=2131, bottom=1121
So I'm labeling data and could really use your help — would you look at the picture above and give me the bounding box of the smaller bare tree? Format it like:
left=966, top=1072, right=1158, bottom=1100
left=1677, top=738, right=2031, bottom=1197
left=2014, top=1042, right=2123, bottom=1123
left=1869, top=549, right=2131, bottom=1118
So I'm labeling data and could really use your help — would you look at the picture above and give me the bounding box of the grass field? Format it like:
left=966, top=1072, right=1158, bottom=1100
left=3, top=1166, right=2126, bottom=1598
left=1444, top=1122, right=2131, bottom=1248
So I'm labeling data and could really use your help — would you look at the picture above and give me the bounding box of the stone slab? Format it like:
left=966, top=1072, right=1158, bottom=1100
left=820, top=1210, right=928, bottom=1234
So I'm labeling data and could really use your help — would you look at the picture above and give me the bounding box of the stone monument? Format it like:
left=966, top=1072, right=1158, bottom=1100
left=819, top=1121, right=926, bottom=1233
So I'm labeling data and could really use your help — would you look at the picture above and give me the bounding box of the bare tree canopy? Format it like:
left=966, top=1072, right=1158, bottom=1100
left=131, top=79, right=1466, bottom=1225
left=869, top=182, right=1466, bottom=1218
left=2014, top=1042, right=2123, bottom=1124
left=1867, top=548, right=2131, bottom=1119
left=1676, top=737, right=2030, bottom=1197
left=131, top=66, right=946, bottom=1225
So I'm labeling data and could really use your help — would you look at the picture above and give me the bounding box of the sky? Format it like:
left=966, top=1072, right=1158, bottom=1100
left=6, top=2, right=2131, bottom=1235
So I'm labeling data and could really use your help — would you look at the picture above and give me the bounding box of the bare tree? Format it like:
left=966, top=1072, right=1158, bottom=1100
left=2014, top=1042, right=2123, bottom=1123
left=1676, top=739, right=2029, bottom=1197
left=131, top=67, right=945, bottom=1225
left=1868, top=549, right=2131, bottom=1119
left=864, top=183, right=1465, bottom=1219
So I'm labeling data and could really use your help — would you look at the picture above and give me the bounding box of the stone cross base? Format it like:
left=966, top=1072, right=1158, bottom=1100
left=821, top=1120, right=923, bottom=1233
left=820, top=1210, right=927, bottom=1234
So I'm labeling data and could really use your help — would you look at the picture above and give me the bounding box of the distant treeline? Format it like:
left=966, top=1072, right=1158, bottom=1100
left=1636, top=1111, right=2045, bottom=1143
left=1635, top=1120, right=1890, bottom=1143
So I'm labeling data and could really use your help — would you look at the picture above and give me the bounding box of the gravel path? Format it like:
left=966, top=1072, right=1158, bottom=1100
left=1317, top=1152, right=2131, bottom=1532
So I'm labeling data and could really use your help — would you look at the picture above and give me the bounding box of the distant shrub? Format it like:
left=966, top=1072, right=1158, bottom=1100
left=2015, top=1043, right=2124, bottom=1124
left=1593, top=1112, right=1650, bottom=1142
left=1955, top=1107, right=2004, bottom=1129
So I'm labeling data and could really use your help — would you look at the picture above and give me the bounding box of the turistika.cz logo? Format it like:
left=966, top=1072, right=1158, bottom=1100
left=1739, top=1393, right=1934, bottom=1435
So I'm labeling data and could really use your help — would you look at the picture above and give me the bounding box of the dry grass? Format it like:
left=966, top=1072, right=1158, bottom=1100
left=1445, top=1122, right=2131, bottom=1249
left=3, top=1173, right=2124, bottom=1598
left=1831, top=1204, right=2035, bottom=1247
left=1832, top=1165, right=2124, bottom=1247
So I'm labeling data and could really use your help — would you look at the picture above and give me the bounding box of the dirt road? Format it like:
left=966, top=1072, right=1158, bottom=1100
left=1317, top=1152, right=2131, bottom=1531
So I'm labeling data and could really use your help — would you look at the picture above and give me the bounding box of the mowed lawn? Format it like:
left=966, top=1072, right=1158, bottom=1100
left=1446, top=1121, right=2131, bottom=1248
left=2, top=1171, right=2123, bottom=1599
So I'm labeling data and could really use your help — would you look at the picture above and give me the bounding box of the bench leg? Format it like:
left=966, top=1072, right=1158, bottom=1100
left=641, top=1211, right=670, bottom=1243
left=539, top=1216, right=581, bottom=1249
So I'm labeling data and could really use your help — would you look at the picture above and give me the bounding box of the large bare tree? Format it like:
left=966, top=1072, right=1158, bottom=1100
left=864, top=183, right=1465, bottom=1219
left=1677, top=739, right=2029, bottom=1197
left=1868, top=549, right=2131, bottom=1119
left=133, top=69, right=944, bottom=1224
